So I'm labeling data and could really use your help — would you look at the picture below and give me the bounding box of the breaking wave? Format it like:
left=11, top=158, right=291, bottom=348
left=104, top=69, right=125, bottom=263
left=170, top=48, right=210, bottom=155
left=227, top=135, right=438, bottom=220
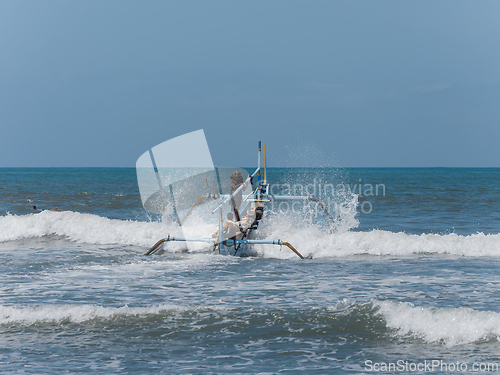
left=0, top=211, right=173, bottom=248
left=0, top=303, right=226, bottom=325
left=374, top=300, right=500, bottom=346
left=256, top=210, right=500, bottom=258
left=3, top=299, right=500, bottom=347
left=1, top=211, right=500, bottom=258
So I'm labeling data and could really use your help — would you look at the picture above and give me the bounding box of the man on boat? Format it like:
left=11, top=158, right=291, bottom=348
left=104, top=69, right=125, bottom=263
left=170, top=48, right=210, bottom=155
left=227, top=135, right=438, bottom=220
left=230, top=170, right=244, bottom=220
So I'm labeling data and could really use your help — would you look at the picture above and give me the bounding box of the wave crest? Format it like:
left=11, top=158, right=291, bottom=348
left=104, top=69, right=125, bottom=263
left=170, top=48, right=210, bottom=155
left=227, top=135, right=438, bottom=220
left=0, top=303, right=225, bottom=325
left=375, top=300, right=500, bottom=346
left=0, top=211, right=176, bottom=248
left=2, top=211, right=500, bottom=257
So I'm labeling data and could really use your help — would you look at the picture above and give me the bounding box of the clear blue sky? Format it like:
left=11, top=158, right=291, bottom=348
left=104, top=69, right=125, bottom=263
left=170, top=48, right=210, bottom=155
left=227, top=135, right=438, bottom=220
left=1, top=1, right=499, bottom=167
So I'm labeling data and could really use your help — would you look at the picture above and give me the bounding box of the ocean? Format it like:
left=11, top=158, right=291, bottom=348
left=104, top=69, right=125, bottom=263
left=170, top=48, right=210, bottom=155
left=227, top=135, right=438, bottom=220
left=1, top=167, right=500, bottom=374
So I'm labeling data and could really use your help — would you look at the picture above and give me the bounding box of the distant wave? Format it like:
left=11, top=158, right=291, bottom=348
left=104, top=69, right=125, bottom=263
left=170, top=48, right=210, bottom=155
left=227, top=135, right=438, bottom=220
left=1, top=211, right=500, bottom=258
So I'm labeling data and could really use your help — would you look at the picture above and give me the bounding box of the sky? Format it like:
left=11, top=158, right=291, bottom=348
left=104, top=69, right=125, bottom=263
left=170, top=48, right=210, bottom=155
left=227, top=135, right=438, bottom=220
left=1, top=0, right=499, bottom=168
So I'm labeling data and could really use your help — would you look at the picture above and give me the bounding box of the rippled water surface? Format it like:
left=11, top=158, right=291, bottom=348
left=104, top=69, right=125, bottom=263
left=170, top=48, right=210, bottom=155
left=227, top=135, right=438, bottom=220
left=1, top=168, right=500, bottom=373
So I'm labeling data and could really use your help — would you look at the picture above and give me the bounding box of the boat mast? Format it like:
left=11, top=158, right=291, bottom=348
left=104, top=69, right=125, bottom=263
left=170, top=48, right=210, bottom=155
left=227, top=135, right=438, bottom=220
left=257, top=141, right=262, bottom=200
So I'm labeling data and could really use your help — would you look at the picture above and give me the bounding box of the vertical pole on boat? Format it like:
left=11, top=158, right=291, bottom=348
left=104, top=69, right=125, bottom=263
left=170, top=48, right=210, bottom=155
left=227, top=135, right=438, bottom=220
left=217, top=208, right=223, bottom=253
left=263, top=142, right=267, bottom=185
left=257, top=141, right=262, bottom=200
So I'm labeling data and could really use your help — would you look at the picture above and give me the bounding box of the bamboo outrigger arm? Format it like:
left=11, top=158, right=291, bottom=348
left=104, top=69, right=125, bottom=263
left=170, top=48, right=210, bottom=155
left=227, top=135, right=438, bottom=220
left=144, top=236, right=215, bottom=256
left=144, top=236, right=304, bottom=259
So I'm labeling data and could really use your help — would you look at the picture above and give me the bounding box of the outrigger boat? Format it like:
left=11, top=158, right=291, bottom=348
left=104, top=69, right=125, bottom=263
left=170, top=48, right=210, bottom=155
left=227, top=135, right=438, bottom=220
left=137, top=131, right=336, bottom=259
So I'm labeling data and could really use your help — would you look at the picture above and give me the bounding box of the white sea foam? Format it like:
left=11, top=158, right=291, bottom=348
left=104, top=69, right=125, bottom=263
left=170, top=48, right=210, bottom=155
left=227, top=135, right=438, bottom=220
left=1, top=211, right=500, bottom=258
left=257, top=211, right=500, bottom=258
left=0, top=211, right=179, bottom=248
left=306, top=229, right=500, bottom=258
left=375, top=300, right=500, bottom=346
left=0, top=303, right=226, bottom=325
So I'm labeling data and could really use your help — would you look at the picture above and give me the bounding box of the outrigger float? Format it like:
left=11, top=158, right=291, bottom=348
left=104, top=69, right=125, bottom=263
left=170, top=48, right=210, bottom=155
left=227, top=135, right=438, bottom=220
left=139, top=133, right=335, bottom=259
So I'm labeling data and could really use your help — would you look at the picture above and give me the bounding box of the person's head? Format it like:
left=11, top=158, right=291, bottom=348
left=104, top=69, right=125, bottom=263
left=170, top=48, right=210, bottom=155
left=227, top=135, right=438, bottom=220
left=227, top=212, right=233, bottom=220
left=33, top=206, right=37, bottom=210
left=230, top=170, right=243, bottom=184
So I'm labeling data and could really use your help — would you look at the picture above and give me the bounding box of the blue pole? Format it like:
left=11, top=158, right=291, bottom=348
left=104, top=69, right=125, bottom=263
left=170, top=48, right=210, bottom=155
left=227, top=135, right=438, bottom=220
left=258, top=141, right=262, bottom=185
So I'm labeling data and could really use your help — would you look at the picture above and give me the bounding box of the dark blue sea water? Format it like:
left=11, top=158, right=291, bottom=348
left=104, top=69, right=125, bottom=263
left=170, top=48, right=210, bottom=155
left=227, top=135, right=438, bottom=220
left=1, top=167, right=500, bottom=373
